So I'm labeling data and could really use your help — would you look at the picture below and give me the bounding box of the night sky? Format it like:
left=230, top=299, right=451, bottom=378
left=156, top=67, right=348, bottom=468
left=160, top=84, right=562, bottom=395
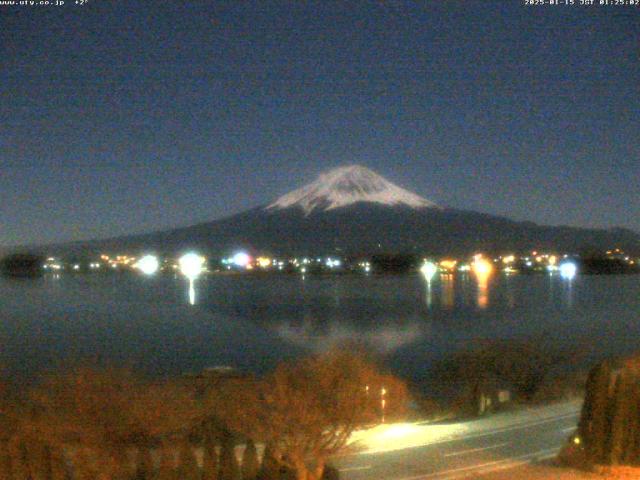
left=1, top=0, right=638, bottom=247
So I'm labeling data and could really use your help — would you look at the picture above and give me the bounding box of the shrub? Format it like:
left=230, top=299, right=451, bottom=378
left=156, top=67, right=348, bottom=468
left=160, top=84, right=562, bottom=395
left=432, top=339, right=583, bottom=404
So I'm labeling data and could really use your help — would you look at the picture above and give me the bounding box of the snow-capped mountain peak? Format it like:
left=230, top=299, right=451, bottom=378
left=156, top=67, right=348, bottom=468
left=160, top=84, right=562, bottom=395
left=266, top=165, right=438, bottom=215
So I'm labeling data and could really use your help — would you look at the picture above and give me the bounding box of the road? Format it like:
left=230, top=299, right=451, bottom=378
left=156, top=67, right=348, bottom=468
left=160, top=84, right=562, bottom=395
left=334, top=400, right=582, bottom=480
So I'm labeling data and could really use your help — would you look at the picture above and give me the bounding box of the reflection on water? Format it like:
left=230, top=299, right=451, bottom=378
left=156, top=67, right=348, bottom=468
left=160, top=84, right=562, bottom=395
left=441, top=274, right=455, bottom=309
left=563, top=278, right=575, bottom=308
left=0, top=273, right=638, bottom=384
left=420, top=268, right=495, bottom=311
left=476, top=275, right=490, bottom=309
left=188, top=278, right=197, bottom=305
left=504, top=274, right=516, bottom=308
left=275, top=319, right=425, bottom=353
left=425, top=281, right=433, bottom=308
left=472, top=256, right=494, bottom=309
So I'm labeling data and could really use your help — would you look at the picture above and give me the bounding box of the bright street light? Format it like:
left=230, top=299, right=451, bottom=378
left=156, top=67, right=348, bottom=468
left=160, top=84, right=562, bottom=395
left=179, top=252, right=205, bottom=279
left=179, top=252, right=205, bottom=305
left=232, top=252, right=251, bottom=268
left=560, top=261, right=577, bottom=280
left=135, top=255, right=159, bottom=275
left=471, top=256, right=493, bottom=277
left=420, top=261, right=438, bottom=281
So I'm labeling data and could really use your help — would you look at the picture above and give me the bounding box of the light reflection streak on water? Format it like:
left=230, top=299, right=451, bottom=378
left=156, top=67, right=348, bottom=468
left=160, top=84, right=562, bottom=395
left=425, top=280, right=433, bottom=309
left=504, top=273, right=516, bottom=308
left=188, top=278, right=196, bottom=305
left=472, top=257, right=493, bottom=309
left=476, top=273, right=490, bottom=309
left=563, top=277, right=575, bottom=308
left=441, top=274, right=455, bottom=309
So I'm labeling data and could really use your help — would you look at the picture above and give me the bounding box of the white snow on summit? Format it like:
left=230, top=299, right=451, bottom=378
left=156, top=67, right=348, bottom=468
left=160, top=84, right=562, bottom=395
left=267, top=165, right=438, bottom=215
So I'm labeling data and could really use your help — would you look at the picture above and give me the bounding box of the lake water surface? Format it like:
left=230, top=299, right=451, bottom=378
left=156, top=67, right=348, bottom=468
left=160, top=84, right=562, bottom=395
left=1, top=272, right=638, bottom=386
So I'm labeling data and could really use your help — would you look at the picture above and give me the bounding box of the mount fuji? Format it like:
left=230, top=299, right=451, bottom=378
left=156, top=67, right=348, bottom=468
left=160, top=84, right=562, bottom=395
left=266, top=165, right=438, bottom=215
left=40, top=165, right=639, bottom=257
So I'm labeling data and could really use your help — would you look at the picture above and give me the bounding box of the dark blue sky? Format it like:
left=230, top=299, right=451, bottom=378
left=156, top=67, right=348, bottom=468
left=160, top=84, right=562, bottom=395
left=1, top=0, right=638, bottom=246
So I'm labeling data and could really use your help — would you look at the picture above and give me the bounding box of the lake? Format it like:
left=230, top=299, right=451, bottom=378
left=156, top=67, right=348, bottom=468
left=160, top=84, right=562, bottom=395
left=0, top=272, right=638, bottom=388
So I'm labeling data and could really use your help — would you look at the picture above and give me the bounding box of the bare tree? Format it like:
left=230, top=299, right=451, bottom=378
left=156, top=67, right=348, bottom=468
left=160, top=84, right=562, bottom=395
left=220, top=349, right=408, bottom=480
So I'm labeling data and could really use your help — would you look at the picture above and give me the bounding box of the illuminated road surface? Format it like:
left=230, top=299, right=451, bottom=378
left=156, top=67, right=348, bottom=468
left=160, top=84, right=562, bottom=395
left=335, top=400, right=581, bottom=480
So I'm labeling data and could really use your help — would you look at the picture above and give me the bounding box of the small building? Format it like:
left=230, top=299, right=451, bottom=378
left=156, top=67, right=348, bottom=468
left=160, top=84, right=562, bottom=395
left=470, top=375, right=513, bottom=416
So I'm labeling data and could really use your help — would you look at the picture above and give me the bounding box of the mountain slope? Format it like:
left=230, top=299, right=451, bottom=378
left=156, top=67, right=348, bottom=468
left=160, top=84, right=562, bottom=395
left=41, top=204, right=640, bottom=258
left=33, top=166, right=640, bottom=257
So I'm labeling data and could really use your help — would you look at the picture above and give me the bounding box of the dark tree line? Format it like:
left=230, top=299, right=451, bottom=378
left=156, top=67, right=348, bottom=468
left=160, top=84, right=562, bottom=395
left=0, top=253, right=44, bottom=278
